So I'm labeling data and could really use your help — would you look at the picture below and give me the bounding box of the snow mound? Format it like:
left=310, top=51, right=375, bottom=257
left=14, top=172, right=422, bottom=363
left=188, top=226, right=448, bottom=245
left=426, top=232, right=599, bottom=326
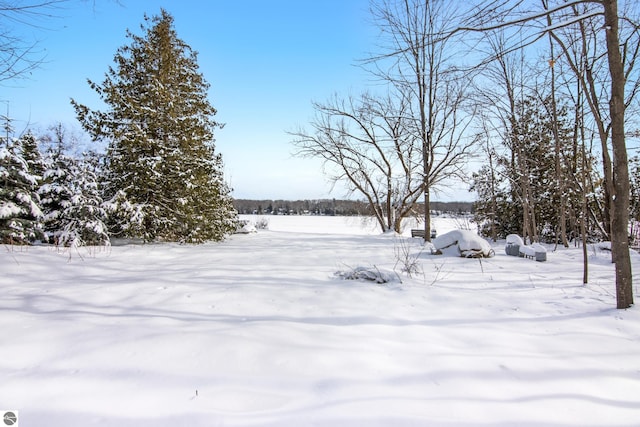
left=432, top=229, right=495, bottom=258
left=335, top=266, right=401, bottom=284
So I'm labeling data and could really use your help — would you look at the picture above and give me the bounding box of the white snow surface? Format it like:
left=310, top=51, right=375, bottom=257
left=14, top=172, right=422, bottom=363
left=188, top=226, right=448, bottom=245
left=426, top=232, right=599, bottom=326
left=2, top=214, right=640, bottom=427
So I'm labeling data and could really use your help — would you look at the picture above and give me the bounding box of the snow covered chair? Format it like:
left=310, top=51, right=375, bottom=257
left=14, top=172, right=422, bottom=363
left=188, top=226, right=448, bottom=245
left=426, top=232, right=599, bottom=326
left=505, top=234, right=524, bottom=256
left=519, top=242, right=547, bottom=262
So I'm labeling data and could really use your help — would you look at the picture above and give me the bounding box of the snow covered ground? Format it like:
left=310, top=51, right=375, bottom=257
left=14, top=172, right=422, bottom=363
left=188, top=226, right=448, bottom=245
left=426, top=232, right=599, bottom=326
left=1, top=214, right=640, bottom=427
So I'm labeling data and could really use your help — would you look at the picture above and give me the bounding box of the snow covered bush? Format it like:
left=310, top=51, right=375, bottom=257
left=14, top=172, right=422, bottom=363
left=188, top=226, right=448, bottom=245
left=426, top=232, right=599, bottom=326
left=335, top=266, right=401, bottom=284
left=235, top=220, right=257, bottom=234
left=40, top=150, right=109, bottom=247
left=394, top=236, right=423, bottom=277
left=254, top=217, right=270, bottom=230
left=0, top=135, right=44, bottom=244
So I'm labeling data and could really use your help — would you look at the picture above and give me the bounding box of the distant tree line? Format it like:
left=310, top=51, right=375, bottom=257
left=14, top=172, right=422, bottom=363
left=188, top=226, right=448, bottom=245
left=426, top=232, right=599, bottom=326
left=233, top=199, right=473, bottom=217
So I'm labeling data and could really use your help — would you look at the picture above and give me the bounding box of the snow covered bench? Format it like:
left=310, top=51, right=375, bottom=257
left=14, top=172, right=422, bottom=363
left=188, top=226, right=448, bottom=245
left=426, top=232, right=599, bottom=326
left=411, top=229, right=425, bottom=238
left=505, top=234, right=546, bottom=262
left=411, top=229, right=437, bottom=239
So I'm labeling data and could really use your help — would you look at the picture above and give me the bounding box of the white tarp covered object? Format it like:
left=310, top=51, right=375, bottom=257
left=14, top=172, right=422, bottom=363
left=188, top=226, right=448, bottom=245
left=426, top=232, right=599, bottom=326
left=432, top=229, right=495, bottom=258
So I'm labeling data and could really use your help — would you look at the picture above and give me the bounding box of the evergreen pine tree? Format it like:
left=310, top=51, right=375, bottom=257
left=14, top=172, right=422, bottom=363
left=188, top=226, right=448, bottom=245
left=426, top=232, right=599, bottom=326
left=0, top=133, right=44, bottom=244
left=57, top=152, right=110, bottom=247
left=39, top=128, right=110, bottom=247
left=21, top=131, right=47, bottom=183
left=471, top=164, right=521, bottom=239
left=475, top=94, right=580, bottom=242
left=72, top=9, right=237, bottom=243
left=39, top=141, right=76, bottom=243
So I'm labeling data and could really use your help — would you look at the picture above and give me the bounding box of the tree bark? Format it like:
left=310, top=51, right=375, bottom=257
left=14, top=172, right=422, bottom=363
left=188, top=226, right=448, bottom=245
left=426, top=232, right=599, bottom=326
left=603, top=0, right=633, bottom=308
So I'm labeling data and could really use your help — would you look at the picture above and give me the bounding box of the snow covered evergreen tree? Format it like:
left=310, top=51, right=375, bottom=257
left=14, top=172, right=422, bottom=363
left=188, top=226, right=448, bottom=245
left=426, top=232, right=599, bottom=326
left=39, top=137, right=75, bottom=243
left=0, top=133, right=44, bottom=244
left=21, top=131, right=47, bottom=183
left=40, top=148, right=109, bottom=247
left=472, top=94, right=580, bottom=242
left=59, top=153, right=109, bottom=247
left=72, top=9, right=237, bottom=243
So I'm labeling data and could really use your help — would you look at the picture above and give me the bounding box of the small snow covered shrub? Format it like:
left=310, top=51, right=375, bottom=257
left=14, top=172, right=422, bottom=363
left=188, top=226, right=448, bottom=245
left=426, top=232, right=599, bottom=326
left=254, top=217, right=269, bottom=230
left=235, top=220, right=257, bottom=234
left=335, top=266, right=401, bottom=284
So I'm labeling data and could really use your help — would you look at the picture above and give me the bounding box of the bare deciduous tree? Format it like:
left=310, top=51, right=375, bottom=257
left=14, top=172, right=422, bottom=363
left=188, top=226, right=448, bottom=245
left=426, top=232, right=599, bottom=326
left=471, top=30, right=543, bottom=244
left=290, top=92, right=423, bottom=233
left=459, top=0, right=638, bottom=309
left=0, top=0, right=71, bottom=82
left=366, top=0, right=478, bottom=241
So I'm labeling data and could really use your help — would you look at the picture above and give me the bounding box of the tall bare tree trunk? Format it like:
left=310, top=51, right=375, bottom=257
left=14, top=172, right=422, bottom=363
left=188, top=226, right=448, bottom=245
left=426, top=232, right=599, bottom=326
left=603, top=0, right=633, bottom=308
left=550, top=11, right=614, bottom=240
left=581, top=123, right=589, bottom=285
left=488, top=143, right=499, bottom=242
left=516, top=141, right=537, bottom=244
left=544, top=10, right=569, bottom=247
left=423, top=185, right=431, bottom=240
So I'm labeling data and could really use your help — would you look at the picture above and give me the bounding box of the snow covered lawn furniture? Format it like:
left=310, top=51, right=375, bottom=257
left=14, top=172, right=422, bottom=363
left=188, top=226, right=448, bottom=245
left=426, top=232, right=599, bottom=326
left=505, top=234, right=524, bottom=257
left=411, top=228, right=437, bottom=239
left=518, top=243, right=547, bottom=262
left=335, top=266, right=401, bottom=284
left=411, top=229, right=425, bottom=238
left=432, top=229, right=495, bottom=258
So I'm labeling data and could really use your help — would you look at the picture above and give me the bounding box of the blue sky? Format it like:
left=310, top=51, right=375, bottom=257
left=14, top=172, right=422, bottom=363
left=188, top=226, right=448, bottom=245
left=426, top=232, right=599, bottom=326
left=3, top=0, right=472, bottom=201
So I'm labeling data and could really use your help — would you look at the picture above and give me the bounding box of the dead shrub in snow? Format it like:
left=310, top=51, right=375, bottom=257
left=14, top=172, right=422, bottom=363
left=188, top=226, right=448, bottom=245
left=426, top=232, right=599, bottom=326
left=394, top=236, right=423, bottom=277
left=335, top=265, right=402, bottom=284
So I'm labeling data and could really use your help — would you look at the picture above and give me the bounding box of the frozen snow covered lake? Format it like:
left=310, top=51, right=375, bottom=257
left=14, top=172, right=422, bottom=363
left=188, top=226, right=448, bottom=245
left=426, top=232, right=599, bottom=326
left=1, top=214, right=639, bottom=426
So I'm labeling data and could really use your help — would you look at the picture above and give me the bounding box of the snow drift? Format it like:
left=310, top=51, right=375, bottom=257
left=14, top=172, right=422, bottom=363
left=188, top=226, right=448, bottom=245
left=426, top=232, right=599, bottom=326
left=1, top=215, right=639, bottom=427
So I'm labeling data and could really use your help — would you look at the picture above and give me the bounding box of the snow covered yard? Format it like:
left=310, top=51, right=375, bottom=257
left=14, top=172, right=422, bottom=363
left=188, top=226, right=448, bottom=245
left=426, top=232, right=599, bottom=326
left=1, top=215, right=640, bottom=426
